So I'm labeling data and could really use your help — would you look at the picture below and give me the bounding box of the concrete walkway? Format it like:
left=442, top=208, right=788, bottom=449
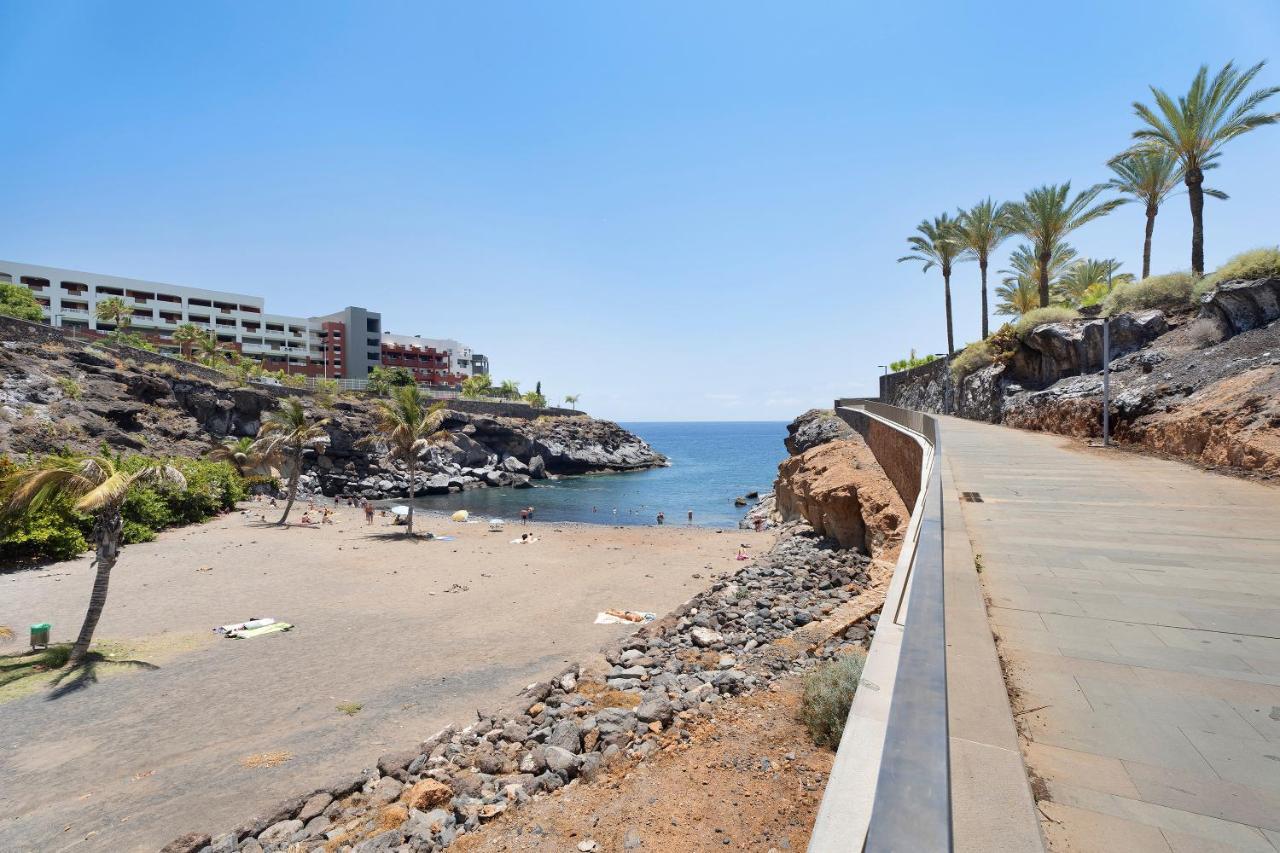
left=942, top=417, right=1280, bottom=853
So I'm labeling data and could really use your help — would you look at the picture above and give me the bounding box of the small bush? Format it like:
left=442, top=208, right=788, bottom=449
left=1102, top=271, right=1194, bottom=315
left=55, top=377, right=82, bottom=399
left=1013, top=306, right=1078, bottom=339
left=951, top=340, right=996, bottom=382
left=1194, top=247, right=1280, bottom=299
left=888, top=349, right=938, bottom=373
left=799, top=651, right=867, bottom=749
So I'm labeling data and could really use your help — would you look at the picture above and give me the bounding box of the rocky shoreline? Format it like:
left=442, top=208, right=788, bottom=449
left=162, top=411, right=896, bottom=853
left=163, top=520, right=883, bottom=853
left=0, top=339, right=667, bottom=501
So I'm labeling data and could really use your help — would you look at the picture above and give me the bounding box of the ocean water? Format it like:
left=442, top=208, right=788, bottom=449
left=409, top=421, right=788, bottom=528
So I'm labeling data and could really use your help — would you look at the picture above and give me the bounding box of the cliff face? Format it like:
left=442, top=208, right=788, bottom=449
left=0, top=338, right=666, bottom=497
left=767, top=411, right=908, bottom=562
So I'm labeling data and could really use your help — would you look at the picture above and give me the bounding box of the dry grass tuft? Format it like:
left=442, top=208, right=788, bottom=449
left=577, top=679, right=642, bottom=708
left=239, top=750, right=293, bottom=769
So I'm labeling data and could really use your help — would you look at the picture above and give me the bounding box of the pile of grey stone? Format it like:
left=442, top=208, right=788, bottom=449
left=167, top=524, right=875, bottom=853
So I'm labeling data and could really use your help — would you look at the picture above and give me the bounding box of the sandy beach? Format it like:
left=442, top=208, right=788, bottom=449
left=0, top=502, right=767, bottom=852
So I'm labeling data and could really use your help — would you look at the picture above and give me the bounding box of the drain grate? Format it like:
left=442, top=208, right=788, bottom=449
left=960, top=491, right=984, bottom=503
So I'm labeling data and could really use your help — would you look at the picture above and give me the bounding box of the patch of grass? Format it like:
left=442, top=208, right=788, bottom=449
left=798, top=650, right=867, bottom=749
left=1012, top=306, right=1079, bottom=339
left=576, top=679, right=642, bottom=708
left=1194, top=246, right=1280, bottom=299
left=55, top=376, right=82, bottom=399
left=240, top=750, right=293, bottom=769
left=337, top=701, right=363, bottom=716
left=1103, top=271, right=1195, bottom=315
left=950, top=339, right=996, bottom=382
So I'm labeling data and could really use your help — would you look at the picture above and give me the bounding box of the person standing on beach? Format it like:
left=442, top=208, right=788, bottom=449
left=687, top=509, right=693, bottom=524
left=656, top=511, right=665, bottom=525
left=519, top=507, right=529, bottom=524
left=363, top=500, right=374, bottom=525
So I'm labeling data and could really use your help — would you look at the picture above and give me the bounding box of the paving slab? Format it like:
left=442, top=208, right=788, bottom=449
left=942, top=417, right=1280, bottom=852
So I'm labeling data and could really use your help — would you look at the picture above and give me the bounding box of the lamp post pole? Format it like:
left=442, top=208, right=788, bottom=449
left=1102, top=265, right=1112, bottom=447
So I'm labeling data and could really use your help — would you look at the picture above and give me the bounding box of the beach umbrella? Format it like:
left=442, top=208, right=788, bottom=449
left=390, top=505, right=410, bottom=517
left=451, top=510, right=469, bottom=522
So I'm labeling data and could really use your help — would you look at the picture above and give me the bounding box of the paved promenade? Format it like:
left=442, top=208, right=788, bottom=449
left=943, top=417, right=1280, bottom=853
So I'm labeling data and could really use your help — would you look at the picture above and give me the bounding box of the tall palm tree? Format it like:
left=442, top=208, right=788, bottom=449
left=898, top=213, right=969, bottom=355
left=563, top=394, right=580, bottom=410
left=1, top=455, right=185, bottom=666
left=460, top=374, right=493, bottom=400
left=94, top=296, right=132, bottom=336
left=1105, top=147, right=1223, bottom=279
left=253, top=399, right=330, bottom=525
left=171, top=322, right=204, bottom=359
left=1056, top=259, right=1135, bottom=307
left=360, top=386, right=449, bottom=538
left=1132, top=60, right=1280, bottom=277
left=997, top=243, right=1078, bottom=315
left=206, top=436, right=260, bottom=477
left=956, top=198, right=1011, bottom=339
left=1005, top=183, right=1123, bottom=308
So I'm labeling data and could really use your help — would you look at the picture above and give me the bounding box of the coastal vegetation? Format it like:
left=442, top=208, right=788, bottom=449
left=897, top=59, right=1278, bottom=377
left=887, top=350, right=938, bottom=372
left=799, top=651, right=866, bottom=749
left=1, top=453, right=187, bottom=665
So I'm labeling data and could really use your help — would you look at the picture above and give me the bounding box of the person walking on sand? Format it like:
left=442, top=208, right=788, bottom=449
left=363, top=500, right=374, bottom=525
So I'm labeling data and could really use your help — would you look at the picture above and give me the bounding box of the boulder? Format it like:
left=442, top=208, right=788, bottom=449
left=528, top=454, right=548, bottom=479
left=1198, top=277, right=1280, bottom=338
left=785, top=409, right=855, bottom=455
left=635, top=697, right=673, bottom=724
left=159, top=833, right=210, bottom=853
left=404, top=779, right=453, bottom=812
left=501, top=455, right=529, bottom=474
left=544, top=745, right=579, bottom=777
left=258, top=819, right=303, bottom=845
left=1009, top=310, right=1168, bottom=386
left=690, top=627, right=723, bottom=648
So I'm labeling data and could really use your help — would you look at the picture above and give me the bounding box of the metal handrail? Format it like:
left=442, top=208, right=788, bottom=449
left=808, top=400, right=950, bottom=852
left=863, top=410, right=949, bottom=851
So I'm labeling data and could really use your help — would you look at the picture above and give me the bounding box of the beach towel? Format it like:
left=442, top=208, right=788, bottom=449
left=594, top=610, right=656, bottom=625
left=214, top=617, right=275, bottom=635
left=226, top=622, right=294, bottom=639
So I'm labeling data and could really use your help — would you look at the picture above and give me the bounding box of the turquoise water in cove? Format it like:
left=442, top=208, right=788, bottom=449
left=409, top=421, right=788, bottom=528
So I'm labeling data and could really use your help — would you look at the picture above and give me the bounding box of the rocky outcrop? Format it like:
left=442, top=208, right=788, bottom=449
left=1198, top=277, right=1280, bottom=338
left=784, top=409, right=854, bottom=454
left=774, top=436, right=907, bottom=561
left=1008, top=310, right=1168, bottom=386
left=0, top=339, right=666, bottom=500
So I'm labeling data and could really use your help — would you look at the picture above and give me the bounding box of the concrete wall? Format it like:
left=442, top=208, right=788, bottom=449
left=834, top=405, right=926, bottom=509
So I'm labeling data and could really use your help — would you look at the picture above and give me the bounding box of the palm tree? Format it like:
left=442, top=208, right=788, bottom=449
left=497, top=379, right=520, bottom=400
left=460, top=374, right=493, bottom=400
left=171, top=323, right=203, bottom=359
left=997, top=243, right=1078, bottom=315
left=1056, top=259, right=1135, bottom=307
left=956, top=198, right=1011, bottom=339
left=94, top=296, right=132, bottom=336
left=1, top=455, right=185, bottom=666
left=1005, top=183, right=1123, bottom=308
left=206, top=436, right=259, bottom=477
left=563, top=394, right=580, bottom=410
left=253, top=398, right=330, bottom=525
left=1131, top=60, right=1280, bottom=277
left=361, top=386, right=449, bottom=538
left=195, top=330, right=225, bottom=367
left=898, top=213, right=969, bottom=355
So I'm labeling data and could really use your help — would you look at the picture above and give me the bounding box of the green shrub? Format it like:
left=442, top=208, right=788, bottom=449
left=0, top=283, right=44, bottom=322
left=55, top=376, right=82, bottom=399
left=799, top=651, right=867, bottom=749
left=1194, top=247, right=1280, bottom=299
left=1102, top=271, right=1194, bottom=315
left=951, top=339, right=996, bottom=382
left=122, top=519, right=157, bottom=544
left=0, top=456, right=91, bottom=561
left=888, top=349, right=939, bottom=373
left=1013, top=306, right=1078, bottom=338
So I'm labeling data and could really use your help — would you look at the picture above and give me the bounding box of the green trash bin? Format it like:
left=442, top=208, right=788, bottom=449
left=30, top=622, right=50, bottom=650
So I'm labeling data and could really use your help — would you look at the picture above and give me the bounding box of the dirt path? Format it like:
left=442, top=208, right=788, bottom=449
left=452, top=676, right=830, bottom=853
left=0, top=506, right=764, bottom=852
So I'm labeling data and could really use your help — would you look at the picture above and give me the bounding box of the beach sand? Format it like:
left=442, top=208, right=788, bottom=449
left=0, top=502, right=769, bottom=852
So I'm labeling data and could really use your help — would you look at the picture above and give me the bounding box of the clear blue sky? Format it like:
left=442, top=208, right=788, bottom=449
left=2, top=1, right=1278, bottom=421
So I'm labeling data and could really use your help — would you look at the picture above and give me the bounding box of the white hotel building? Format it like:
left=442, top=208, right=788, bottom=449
left=0, top=260, right=486, bottom=385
